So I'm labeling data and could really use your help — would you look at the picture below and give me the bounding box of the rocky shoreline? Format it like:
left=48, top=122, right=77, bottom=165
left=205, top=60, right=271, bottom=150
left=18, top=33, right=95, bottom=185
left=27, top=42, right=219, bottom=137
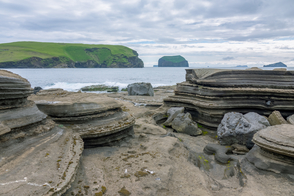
left=0, top=69, right=293, bottom=196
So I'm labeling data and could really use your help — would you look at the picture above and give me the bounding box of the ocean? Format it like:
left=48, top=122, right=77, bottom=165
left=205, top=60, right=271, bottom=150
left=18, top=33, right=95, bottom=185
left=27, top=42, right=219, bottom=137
left=4, top=67, right=294, bottom=92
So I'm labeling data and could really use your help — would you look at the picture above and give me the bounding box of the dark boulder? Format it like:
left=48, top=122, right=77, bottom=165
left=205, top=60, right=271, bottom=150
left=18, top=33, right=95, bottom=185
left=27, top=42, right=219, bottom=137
left=127, top=82, right=154, bottom=96
left=34, top=86, right=43, bottom=94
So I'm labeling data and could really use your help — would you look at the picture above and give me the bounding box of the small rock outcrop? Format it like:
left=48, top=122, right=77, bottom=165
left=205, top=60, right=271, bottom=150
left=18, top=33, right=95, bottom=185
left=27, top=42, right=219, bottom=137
left=172, top=113, right=202, bottom=136
left=263, top=62, right=287, bottom=67
left=164, top=68, right=294, bottom=130
left=81, top=84, right=118, bottom=92
left=127, top=82, right=154, bottom=96
left=217, top=112, right=270, bottom=149
left=0, top=70, right=83, bottom=196
left=163, top=107, right=184, bottom=126
left=246, top=124, right=294, bottom=174
left=268, top=110, right=288, bottom=125
left=30, top=88, right=135, bottom=147
left=287, top=114, right=294, bottom=125
left=33, top=86, right=42, bottom=94
left=158, top=55, right=189, bottom=67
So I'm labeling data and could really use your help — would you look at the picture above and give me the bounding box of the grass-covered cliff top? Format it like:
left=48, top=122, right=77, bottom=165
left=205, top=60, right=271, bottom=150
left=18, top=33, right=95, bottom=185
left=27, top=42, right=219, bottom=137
left=0, top=41, right=137, bottom=63
left=160, top=55, right=186, bottom=63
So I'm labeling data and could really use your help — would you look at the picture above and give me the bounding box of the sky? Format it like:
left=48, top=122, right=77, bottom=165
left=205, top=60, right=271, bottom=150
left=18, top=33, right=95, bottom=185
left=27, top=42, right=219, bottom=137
left=0, top=0, right=294, bottom=67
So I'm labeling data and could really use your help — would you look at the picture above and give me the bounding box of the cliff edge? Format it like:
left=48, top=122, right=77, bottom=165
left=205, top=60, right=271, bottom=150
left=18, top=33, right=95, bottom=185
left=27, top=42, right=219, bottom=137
left=0, top=42, right=144, bottom=68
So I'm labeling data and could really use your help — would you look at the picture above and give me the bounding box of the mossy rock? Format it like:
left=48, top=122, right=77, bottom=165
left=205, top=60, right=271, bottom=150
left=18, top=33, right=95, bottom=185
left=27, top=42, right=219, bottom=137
left=81, top=84, right=118, bottom=92
left=118, top=187, right=131, bottom=196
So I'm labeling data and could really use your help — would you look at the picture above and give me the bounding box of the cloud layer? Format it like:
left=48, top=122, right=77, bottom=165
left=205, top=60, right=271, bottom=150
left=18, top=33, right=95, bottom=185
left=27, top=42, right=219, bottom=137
left=0, top=0, right=293, bottom=67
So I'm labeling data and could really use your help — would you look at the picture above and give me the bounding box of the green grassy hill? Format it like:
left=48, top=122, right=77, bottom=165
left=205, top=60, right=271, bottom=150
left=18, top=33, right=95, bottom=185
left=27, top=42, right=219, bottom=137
left=0, top=42, right=143, bottom=68
left=158, top=55, right=188, bottom=67
left=161, top=55, right=186, bottom=63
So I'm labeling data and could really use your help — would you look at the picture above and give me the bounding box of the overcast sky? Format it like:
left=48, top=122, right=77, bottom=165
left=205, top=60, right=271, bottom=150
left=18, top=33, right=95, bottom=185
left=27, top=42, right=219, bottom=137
left=0, top=0, right=293, bottom=67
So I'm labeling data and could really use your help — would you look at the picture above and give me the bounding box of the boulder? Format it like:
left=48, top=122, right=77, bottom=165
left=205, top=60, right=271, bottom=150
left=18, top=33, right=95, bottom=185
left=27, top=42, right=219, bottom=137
left=217, top=112, right=270, bottom=149
left=268, top=111, right=288, bottom=125
left=33, top=86, right=43, bottom=94
left=164, top=68, right=294, bottom=130
left=287, top=114, right=294, bottom=125
left=246, top=124, right=294, bottom=174
left=171, top=113, right=202, bottom=136
left=127, top=82, right=154, bottom=96
left=163, top=107, right=184, bottom=126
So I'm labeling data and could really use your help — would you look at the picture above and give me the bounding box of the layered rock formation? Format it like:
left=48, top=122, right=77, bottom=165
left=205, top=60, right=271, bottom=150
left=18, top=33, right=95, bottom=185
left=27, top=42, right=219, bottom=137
left=164, top=68, right=294, bottom=130
left=158, top=55, right=189, bottom=67
left=246, top=124, right=294, bottom=174
left=0, top=70, right=83, bottom=195
left=29, top=89, right=135, bottom=148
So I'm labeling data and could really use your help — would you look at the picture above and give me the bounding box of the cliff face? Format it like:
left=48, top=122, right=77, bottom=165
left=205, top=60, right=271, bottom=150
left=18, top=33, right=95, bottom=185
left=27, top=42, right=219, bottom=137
left=0, top=42, right=144, bottom=68
left=158, top=55, right=189, bottom=67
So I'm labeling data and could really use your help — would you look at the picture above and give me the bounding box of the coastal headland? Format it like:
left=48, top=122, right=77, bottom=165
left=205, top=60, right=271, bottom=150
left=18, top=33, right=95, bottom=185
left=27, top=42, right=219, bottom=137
left=0, top=42, right=144, bottom=68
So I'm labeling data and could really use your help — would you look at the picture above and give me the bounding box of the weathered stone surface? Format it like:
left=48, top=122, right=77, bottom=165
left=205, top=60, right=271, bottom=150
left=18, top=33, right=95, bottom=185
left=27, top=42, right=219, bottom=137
left=163, top=107, right=184, bottom=126
left=203, top=143, right=234, bottom=163
left=164, top=68, right=294, bottom=130
left=0, top=127, right=83, bottom=196
left=171, top=113, right=202, bottom=136
left=231, top=143, right=249, bottom=155
left=0, top=70, right=33, bottom=109
left=217, top=112, right=270, bottom=149
left=127, top=82, right=154, bottom=96
left=246, top=124, right=294, bottom=174
left=268, top=111, right=288, bottom=125
left=252, top=124, right=294, bottom=157
left=287, top=114, right=294, bottom=125
left=29, top=90, right=135, bottom=147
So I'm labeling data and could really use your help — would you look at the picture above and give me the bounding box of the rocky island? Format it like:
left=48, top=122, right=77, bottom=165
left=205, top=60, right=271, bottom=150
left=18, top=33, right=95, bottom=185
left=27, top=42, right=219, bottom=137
left=0, top=42, right=144, bottom=68
left=158, top=55, right=189, bottom=67
left=0, top=68, right=294, bottom=196
left=263, top=62, right=287, bottom=67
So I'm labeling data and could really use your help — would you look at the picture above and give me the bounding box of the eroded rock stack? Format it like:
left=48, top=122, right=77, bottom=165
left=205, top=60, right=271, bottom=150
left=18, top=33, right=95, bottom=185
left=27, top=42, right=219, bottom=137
left=164, top=68, right=294, bottom=130
left=30, top=89, right=135, bottom=148
left=246, top=124, right=294, bottom=174
left=0, top=70, right=83, bottom=195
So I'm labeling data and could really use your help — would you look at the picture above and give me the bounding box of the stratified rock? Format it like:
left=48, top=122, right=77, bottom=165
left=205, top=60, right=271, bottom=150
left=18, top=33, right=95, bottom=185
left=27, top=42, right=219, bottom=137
left=0, top=70, right=82, bottom=195
left=217, top=112, right=270, bottom=149
left=158, top=55, right=189, bottom=67
left=0, top=127, right=83, bottom=196
left=171, top=113, right=202, bottom=136
left=163, top=107, right=184, bottom=126
left=287, top=114, right=294, bottom=125
left=0, top=70, right=33, bottom=109
left=268, top=111, right=288, bottom=126
left=127, top=82, right=154, bottom=96
left=33, top=86, right=42, bottom=94
left=29, top=90, right=135, bottom=147
left=246, top=124, right=294, bottom=174
left=164, top=68, right=294, bottom=130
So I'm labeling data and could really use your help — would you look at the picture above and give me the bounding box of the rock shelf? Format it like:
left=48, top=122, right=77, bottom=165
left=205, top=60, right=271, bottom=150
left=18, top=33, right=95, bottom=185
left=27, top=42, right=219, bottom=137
left=164, top=68, right=294, bottom=130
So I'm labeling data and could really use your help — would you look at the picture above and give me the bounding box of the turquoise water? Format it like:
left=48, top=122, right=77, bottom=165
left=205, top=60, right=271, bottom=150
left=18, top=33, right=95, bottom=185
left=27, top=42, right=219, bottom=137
left=4, top=67, right=293, bottom=91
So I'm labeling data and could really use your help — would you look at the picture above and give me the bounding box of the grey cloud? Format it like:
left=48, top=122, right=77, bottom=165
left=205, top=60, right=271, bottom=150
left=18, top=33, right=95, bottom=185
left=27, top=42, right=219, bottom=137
left=223, top=57, right=235, bottom=61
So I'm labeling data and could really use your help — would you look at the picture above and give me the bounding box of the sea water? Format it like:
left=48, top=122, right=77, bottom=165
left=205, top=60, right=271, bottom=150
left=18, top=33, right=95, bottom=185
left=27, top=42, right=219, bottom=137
left=4, top=67, right=294, bottom=92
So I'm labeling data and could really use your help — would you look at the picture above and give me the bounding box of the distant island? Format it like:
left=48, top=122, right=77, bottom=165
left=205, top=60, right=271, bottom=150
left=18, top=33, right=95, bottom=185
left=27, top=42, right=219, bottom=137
left=263, top=62, right=287, bottom=67
left=0, top=42, right=144, bottom=68
left=153, top=65, right=158, bottom=67
left=236, top=65, right=248, bottom=67
left=158, top=55, right=188, bottom=67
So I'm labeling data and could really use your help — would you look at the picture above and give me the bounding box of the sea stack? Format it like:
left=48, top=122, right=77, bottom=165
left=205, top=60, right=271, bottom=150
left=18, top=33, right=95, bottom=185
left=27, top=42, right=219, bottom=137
left=158, top=55, right=189, bottom=67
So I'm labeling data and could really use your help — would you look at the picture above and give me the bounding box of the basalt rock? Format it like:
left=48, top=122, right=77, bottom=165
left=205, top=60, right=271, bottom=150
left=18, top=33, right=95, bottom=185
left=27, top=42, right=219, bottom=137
left=217, top=112, right=270, bottom=149
left=29, top=89, right=135, bottom=147
left=171, top=113, right=202, bottom=136
left=246, top=124, right=294, bottom=174
left=164, top=68, right=294, bottom=130
left=163, top=107, right=184, bottom=126
left=127, top=82, right=154, bottom=96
